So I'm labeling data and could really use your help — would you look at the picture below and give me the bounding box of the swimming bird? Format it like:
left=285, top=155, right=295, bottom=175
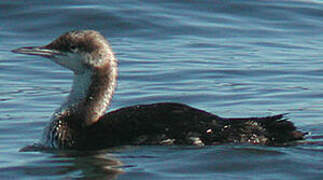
left=12, top=30, right=305, bottom=150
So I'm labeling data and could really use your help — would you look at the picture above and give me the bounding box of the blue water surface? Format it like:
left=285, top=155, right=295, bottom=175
left=0, top=0, right=323, bottom=179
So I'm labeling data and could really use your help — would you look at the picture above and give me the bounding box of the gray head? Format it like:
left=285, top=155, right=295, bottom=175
left=12, top=30, right=115, bottom=73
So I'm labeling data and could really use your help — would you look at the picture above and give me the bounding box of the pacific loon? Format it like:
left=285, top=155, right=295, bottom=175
left=12, top=30, right=305, bottom=150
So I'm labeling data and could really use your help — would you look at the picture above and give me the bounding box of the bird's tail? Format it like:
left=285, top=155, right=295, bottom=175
left=224, top=114, right=306, bottom=145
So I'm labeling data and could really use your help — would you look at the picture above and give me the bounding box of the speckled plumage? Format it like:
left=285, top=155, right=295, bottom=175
left=12, top=30, right=305, bottom=151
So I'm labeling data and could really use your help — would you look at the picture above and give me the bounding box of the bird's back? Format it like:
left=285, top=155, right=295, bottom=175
left=75, top=103, right=305, bottom=150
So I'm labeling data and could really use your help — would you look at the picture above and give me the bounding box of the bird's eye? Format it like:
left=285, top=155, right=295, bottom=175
left=70, top=45, right=77, bottom=52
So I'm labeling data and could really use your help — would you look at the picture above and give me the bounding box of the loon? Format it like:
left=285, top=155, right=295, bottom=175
left=12, top=30, right=305, bottom=150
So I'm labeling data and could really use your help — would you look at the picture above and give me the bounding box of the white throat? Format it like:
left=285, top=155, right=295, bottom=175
left=60, top=70, right=93, bottom=111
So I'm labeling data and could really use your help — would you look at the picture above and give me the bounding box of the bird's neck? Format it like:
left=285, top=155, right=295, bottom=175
left=54, top=61, right=118, bottom=127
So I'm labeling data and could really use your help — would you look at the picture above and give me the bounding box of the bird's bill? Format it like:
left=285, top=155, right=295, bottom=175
left=12, top=46, right=64, bottom=58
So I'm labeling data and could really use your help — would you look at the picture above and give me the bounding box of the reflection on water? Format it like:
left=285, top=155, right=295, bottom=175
left=20, top=151, right=123, bottom=179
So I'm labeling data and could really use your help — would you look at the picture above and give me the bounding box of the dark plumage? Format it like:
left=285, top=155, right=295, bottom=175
left=81, top=103, right=303, bottom=150
left=12, top=30, right=305, bottom=151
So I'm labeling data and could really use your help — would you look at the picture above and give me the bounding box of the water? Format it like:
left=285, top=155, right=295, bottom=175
left=1, top=0, right=323, bottom=179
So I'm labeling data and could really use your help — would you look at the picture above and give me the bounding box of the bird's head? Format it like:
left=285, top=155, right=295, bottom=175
left=12, top=30, right=114, bottom=73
